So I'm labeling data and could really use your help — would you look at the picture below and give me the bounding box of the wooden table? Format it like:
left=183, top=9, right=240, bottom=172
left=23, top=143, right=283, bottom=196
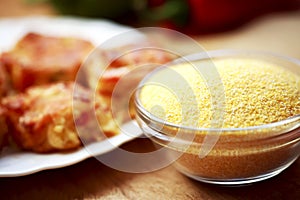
left=0, top=1, right=299, bottom=199
left=1, top=139, right=300, bottom=199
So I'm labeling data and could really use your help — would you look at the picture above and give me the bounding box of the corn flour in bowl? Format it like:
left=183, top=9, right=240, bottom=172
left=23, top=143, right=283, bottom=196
left=134, top=50, right=300, bottom=185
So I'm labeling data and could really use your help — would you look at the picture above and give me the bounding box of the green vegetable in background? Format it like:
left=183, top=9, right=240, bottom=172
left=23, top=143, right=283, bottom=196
left=28, top=0, right=135, bottom=19
left=54, top=0, right=134, bottom=18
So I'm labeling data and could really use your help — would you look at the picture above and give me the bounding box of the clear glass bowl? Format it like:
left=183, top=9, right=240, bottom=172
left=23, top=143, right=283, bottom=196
left=134, top=50, right=300, bottom=185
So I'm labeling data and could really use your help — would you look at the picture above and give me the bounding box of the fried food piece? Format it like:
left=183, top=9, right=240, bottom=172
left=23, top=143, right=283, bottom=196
left=98, top=45, right=174, bottom=97
left=1, top=33, right=94, bottom=92
left=86, top=44, right=175, bottom=122
left=0, top=61, right=11, bottom=97
left=0, top=62, right=10, bottom=150
left=2, top=82, right=118, bottom=153
left=0, top=106, right=8, bottom=150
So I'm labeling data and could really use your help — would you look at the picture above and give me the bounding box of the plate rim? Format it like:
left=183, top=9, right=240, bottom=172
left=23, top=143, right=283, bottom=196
left=0, top=16, right=141, bottom=177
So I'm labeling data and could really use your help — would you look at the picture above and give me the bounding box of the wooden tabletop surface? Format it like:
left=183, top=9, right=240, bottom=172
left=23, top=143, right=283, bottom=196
left=1, top=139, right=300, bottom=200
left=0, top=1, right=299, bottom=199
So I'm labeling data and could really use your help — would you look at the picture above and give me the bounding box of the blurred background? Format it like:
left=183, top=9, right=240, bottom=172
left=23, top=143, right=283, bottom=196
left=0, top=0, right=300, bottom=58
left=0, top=0, right=299, bottom=34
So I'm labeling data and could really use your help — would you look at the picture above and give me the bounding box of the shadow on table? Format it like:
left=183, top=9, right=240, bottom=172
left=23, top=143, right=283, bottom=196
left=0, top=138, right=299, bottom=200
left=183, top=158, right=300, bottom=200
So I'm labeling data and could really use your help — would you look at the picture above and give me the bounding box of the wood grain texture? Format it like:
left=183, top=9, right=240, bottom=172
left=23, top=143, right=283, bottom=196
left=0, top=139, right=299, bottom=200
left=196, top=12, right=300, bottom=59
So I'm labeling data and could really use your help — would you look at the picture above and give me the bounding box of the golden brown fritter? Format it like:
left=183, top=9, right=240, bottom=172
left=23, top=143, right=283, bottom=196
left=0, top=106, right=8, bottom=150
left=2, top=82, right=118, bottom=153
left=86, top=44, right=175, bottom=122
left=0, top=61, right=11, bottom=97
left=0, top=62, right=10, bottom=150
left=1, top=33, right=94, bottom=92
left=97, top=45, right=174, bottom=97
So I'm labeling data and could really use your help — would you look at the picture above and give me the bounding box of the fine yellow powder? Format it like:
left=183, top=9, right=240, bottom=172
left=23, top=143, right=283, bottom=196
left=139, top=58, right=300, bottom=128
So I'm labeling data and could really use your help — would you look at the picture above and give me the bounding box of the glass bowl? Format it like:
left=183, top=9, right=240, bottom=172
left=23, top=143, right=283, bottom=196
left=134, top=50, right=300, bottom=185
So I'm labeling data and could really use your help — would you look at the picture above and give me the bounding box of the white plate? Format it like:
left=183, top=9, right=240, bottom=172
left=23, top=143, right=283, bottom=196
left=0, top=16, right=143, bottom=177
left=0, top=121, right=143, bottom=177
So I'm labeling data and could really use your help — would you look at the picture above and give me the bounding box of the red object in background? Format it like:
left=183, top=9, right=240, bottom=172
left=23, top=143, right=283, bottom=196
left=186, top=0, right=300, bottom=33
left=143, top=0, right=300, bottom=34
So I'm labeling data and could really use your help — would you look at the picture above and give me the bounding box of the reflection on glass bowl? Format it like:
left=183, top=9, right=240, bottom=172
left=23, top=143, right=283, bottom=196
left=134, top=50, right=300, bottom=185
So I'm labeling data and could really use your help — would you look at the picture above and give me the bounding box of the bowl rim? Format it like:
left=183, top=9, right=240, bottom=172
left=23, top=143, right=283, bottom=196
left=134, top=49, right=300, bottom=133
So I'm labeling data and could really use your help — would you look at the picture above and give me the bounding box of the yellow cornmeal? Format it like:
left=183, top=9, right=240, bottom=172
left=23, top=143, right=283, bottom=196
left=140, top=58, right=300, bottom=128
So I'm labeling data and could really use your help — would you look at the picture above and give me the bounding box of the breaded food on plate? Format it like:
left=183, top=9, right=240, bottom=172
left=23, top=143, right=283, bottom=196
left=0, top=61, right=11, bottom=97
left=0, top=106, right=8, bottom=150
left=1, top=33, right=94, bottom=92
left=86, top=44, right=175, bottom=121
left=2, top=82, right=118, bottom=153
left=0, top=62, right=10, bottom=150
left=97, top=45, right=174, bottom=97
